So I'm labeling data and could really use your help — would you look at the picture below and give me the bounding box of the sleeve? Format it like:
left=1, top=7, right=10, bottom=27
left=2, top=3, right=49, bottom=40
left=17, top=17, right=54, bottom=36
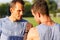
left=0, top=19, right=2, bottom=36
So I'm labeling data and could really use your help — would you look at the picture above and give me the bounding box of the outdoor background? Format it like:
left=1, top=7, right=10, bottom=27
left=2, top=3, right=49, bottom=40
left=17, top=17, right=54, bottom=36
left=0, top=0, right=60, bottom=26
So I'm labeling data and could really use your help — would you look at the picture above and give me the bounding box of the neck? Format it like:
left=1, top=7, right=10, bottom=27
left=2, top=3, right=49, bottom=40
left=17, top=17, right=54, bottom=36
left=41, top=16, right=54, bottom=26
left=8, top=15, right=16, bottom=22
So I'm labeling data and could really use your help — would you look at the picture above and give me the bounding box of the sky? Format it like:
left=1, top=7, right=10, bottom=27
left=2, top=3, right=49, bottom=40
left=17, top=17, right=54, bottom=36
left=55, top=0, right=60, bottom=9
left=0, top=0, right=32, bottom=3
left=0, top=0, right=60, bottom=9
left=0, top=0, right=12, bottom=3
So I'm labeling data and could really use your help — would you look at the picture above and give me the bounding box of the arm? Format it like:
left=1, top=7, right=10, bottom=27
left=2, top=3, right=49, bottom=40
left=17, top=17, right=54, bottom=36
left=0, top=19, right=2, bottom=37
left=23, top=22, right=33, bottom=40
left=27, top=27, right=40, bottom=40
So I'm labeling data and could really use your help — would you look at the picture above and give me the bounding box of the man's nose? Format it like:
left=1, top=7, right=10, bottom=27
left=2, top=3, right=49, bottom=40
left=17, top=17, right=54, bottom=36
left=20, top=11, right=23, bottom=15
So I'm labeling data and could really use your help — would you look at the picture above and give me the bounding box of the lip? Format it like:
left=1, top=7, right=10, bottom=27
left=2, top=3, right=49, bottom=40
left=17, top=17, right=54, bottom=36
left=19, top=16, right=22, bottom=18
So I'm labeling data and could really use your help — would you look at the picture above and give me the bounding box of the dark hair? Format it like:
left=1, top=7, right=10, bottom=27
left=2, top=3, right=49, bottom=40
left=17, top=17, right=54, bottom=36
left=10, top=0, right=24, bottom=8
left=8, top=0, right=24, bottom=16
left=31, top=0, right=49, bottom=16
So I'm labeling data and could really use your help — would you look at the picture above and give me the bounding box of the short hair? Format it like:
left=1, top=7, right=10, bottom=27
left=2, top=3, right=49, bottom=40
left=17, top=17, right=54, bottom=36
left=8, top=0, right=24, bottom=16
left=31, top=0, right=49, bottom=16
left=10, top=0, right=25, bottom=8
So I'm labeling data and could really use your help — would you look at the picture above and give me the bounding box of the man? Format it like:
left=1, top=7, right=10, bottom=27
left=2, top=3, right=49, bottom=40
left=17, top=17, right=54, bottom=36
left=27, top=0, right=60, bottom=40
left=0, top=0, right=33, bottom=40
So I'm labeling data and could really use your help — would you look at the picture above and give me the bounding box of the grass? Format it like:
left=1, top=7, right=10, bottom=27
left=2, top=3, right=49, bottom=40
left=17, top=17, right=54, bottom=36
left=51, top=17, right=60, bottom=23
left=23, top=17, right=38, bottom=26
left=23, top=17, right=60, bottom=27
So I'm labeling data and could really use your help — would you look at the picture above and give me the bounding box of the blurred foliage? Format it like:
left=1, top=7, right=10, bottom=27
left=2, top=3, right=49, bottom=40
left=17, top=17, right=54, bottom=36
left=46, top=0, right=57, bottom=17
left=57, top=9, right=60, bottom=13
left=23, top=1, right=33, bottom=17
left=0, top=1, right=33, bottom=18
left=0, top=0, right=59, bottom=17
left=0, top=3, right=9, bottom=18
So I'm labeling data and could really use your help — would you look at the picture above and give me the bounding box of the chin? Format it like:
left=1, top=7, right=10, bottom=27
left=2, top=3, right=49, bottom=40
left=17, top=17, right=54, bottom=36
left=37, top=21, right=41, bottom=24
left=38, top=22, right=41, bottom=24
left=17, top=18, right=22, bottom=20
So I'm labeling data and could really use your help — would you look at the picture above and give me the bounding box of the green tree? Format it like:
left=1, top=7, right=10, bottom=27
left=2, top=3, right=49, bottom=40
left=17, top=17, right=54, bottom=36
left=49, top=0, right=57, bottom=17
left=23, top=1, right=33, bottom=17
left=0, top=3, right=9, bottom=18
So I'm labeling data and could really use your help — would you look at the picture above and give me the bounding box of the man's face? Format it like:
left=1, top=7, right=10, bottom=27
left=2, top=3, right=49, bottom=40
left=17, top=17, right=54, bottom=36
left=10, top=2, right=24, bottom=20
left=31, top=10, right=41, bottom=24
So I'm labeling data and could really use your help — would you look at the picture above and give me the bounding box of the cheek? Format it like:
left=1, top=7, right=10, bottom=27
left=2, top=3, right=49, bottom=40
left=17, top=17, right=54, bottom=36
left=14, top=11, right=19, bottom=16
left=34, top=16, right=41, bottom=24
left=34, top=16, right=39, bottom=21
left=34, top=16, right=37, bottom=21
left=14, top=13, right=18, bottom=16
left=12, top=12, right=18, bottom=18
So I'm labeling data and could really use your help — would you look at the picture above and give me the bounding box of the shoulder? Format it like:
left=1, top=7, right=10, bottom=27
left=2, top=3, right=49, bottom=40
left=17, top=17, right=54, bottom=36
left=0, top=17, right=8, bottom=21
left=54, top=23, right=60, bottom=28
left=19, top=19, right=28, bottom=22
left=17, top=19, right=28, bottom=25
left=28, top=27, right=38, bottom=36
left=30, top=27, right=37, bottom=32
left=27, top=27, right=40, bottom=40
left=54, top=23, right=60, bottom=30
left=0, top=17, right=10, bottom=25
left=36, top=24, right=49, bottom=30
left=0, top=17, right=6, bottom=26
left=0, top=17, right=6, bottom=22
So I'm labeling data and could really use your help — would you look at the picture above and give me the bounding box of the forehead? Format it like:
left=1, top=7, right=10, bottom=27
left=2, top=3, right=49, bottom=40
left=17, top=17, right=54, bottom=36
left=15, top=2, right=24, bottom=10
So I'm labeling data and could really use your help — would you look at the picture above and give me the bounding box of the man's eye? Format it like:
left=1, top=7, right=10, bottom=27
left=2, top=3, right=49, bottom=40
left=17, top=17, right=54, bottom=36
left=18, top=10, right=21, bottom=12
left=22, top=10, right=24, bottom=12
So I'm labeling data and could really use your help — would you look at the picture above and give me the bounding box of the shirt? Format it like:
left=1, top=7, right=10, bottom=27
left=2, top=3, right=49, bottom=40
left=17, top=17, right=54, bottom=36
left=0, top=17, right=28, bottom=40
left=27, top=23, right=60, bottom=40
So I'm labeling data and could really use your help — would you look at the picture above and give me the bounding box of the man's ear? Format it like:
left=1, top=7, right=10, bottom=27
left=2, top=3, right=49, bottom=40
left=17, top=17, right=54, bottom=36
left=10, top=8, right=13, bottom=13
left=37, top=12, right=40, bottom=18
